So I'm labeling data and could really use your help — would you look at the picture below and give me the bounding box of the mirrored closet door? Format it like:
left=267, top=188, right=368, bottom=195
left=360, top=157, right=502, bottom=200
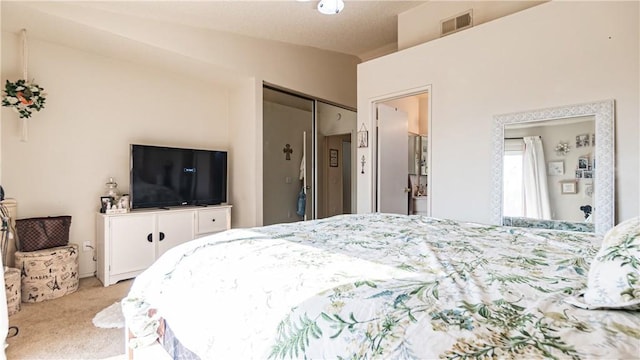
left=263, top=86, right=356, bottom=226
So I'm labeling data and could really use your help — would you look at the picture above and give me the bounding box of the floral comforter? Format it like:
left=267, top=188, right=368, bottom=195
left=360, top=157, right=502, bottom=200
left=122, top=213, right=640, bottom=359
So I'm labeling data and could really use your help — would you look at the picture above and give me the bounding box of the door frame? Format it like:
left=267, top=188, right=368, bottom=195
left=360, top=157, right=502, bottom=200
left=371, top=84, right=433, bottom=215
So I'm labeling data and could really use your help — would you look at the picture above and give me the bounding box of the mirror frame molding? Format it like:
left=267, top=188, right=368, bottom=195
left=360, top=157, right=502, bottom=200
left=490, top=100, right=615, bottom=234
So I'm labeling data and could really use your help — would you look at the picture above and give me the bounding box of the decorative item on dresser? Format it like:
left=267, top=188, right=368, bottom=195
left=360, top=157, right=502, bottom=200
left=100, top=177, right=129, bottom=214
left=95, top=205, right=232, bottom=286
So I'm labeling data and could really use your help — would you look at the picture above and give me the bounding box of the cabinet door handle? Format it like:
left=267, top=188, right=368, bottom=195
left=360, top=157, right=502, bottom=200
left=211, top=218, right=216, bottom=222
left=159, top=232, right=165, bottom=241
left=147, top=233, right=153, bottom=242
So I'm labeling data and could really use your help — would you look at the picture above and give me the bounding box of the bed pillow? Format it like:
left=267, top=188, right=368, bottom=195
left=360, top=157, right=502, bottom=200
left=577, top=216, right=640, bottom=310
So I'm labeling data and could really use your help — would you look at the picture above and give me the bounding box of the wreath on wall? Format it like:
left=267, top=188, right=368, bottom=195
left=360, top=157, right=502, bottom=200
left=2, top=79, right=47, bottom=119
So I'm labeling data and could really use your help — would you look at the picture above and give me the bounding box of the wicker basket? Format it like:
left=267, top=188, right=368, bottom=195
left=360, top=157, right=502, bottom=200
left=15, top=244, right=79, bottom=303
left=4, top=267, right=21, bottom=315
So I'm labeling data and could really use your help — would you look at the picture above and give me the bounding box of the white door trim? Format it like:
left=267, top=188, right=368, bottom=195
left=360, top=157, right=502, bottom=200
left=370, top=84, right=433, bottom=214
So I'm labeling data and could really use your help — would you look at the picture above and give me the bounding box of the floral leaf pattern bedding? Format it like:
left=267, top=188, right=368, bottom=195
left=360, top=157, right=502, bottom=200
left=122, top=214, right=640, bottom=359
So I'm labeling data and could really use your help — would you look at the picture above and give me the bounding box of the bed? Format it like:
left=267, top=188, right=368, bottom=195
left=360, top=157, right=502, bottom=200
left=122, top=213, right=640, bottom=359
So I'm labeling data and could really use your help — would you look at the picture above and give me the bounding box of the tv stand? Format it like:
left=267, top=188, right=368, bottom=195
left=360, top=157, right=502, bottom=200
left=96, top=204, right=232, bottom=286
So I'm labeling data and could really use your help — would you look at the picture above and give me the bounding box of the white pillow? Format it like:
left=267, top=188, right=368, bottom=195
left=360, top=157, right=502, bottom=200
left=568, top=216, right=640, bottom=310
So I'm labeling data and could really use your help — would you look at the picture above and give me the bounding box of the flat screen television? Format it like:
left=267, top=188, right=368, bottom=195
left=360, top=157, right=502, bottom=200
left=130, top=144, right=227, bottom=209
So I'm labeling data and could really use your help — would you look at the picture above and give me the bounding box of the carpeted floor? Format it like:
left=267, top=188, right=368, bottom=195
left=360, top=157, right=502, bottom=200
left=6, top=276, right=133, bottom=359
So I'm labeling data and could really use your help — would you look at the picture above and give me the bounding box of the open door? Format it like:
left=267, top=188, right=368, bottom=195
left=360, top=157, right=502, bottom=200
left=377, top=103, right=409, bottom=214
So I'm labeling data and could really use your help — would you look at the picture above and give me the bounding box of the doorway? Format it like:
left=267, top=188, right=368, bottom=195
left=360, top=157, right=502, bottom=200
left=316, top=101, right=357, bottom=219
left=375, top=88, right=431, bottom=216
left=319, top=134, right=352, bottom=218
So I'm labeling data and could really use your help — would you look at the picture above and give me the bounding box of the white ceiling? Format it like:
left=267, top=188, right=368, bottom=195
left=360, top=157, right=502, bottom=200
left=2, top=1, right=429, bottom=61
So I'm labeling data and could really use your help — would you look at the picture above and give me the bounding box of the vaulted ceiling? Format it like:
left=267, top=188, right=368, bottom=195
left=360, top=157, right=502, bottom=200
left=1, top=1, right=428, bottom=62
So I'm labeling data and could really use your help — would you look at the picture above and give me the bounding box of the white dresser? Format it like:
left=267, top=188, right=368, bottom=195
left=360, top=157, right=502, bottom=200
left=95, top=205, right=231, bottom=286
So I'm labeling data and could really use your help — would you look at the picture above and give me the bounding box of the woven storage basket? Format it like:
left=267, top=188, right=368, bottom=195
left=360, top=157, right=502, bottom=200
left=15, top=244, right=79, bottom=303
left=4, top=267, right=21, bottom=315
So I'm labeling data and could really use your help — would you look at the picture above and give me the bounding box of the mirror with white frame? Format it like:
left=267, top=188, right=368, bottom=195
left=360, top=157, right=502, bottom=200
left=490, top=100, right=614, bottom=234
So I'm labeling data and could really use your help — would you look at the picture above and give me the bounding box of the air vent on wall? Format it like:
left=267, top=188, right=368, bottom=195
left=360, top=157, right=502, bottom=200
left=440, top=10, right=473, bottom=37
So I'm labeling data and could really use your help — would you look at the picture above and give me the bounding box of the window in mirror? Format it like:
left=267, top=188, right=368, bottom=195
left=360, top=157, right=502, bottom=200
left=503, top=139, right=524, bottom=217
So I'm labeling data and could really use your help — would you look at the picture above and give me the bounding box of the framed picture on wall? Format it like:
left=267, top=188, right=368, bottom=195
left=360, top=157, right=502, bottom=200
left=547, top=161, right=564, bottom=176
left=576, top=134, right=590, bottom=148
left=357, top=130, right=368, bottom=148
left=329, top=149, right=338, bottom=167
left=577, top=157, right=589, bottom=169
left=561, top=180, right=578, bottom=194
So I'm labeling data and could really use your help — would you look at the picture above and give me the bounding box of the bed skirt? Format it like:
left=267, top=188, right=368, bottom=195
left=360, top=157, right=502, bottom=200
left=161, top=320, right=200, bottom=360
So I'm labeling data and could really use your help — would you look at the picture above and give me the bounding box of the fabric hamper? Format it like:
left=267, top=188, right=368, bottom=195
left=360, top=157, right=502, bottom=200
left=4, top=267, right=21, bottom=315
left=15, top=244, right=79, bottom=303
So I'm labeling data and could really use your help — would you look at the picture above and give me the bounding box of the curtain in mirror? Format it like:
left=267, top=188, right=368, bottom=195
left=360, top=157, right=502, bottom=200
left=522, top=136, right=551, bottom=219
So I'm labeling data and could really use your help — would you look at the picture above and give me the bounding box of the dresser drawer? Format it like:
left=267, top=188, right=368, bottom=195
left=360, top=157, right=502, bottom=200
left=197, top=208, right=229, bottom=235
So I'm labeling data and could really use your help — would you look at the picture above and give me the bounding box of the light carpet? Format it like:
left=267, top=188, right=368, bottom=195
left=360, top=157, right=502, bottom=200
left=6, top=277, right=133, bottom=359
left=92, top=302, right=124, bottom=329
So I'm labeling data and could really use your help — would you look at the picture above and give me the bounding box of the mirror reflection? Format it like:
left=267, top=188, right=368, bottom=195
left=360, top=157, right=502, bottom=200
left=492, top=99, right=615, bottom=234
left=408, top=133, right=427, bottom=177
left=408, top=133, right=428, bottom=215
left=503, top=116, right=595, bottom=231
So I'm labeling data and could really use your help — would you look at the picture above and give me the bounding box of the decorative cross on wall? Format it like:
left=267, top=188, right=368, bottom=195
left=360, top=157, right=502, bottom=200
left=283, top=144, right=293, bottom=160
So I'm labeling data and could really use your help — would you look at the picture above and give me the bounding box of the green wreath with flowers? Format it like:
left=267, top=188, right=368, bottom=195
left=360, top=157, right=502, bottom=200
left=2, top=79, right=46, bottom=118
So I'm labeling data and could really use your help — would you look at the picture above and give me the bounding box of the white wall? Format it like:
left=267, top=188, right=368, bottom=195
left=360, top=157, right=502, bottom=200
left=398, top=1, right=545, bottom=51
left=1, top=3, right=359, bottom=277
left=384, top=97, right=420, bottom=134
left=2, top=2, right=359, bottom=108
left=228, top=78, right=261, bottom=228
left=1, top=34, right=230, bottom=277
left=317, top=103, right=357, bottom=137
left=383, top=95, right=429, bottom=136
left=358, top=1, right=639, bottom=224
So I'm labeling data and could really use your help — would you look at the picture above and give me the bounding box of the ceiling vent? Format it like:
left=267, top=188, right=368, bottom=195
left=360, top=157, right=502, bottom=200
left=440, top=10, right=473, bottom=37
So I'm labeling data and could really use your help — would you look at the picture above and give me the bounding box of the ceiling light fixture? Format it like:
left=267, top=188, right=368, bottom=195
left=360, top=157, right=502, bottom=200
left=317, top=0, right=344, bottom=15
